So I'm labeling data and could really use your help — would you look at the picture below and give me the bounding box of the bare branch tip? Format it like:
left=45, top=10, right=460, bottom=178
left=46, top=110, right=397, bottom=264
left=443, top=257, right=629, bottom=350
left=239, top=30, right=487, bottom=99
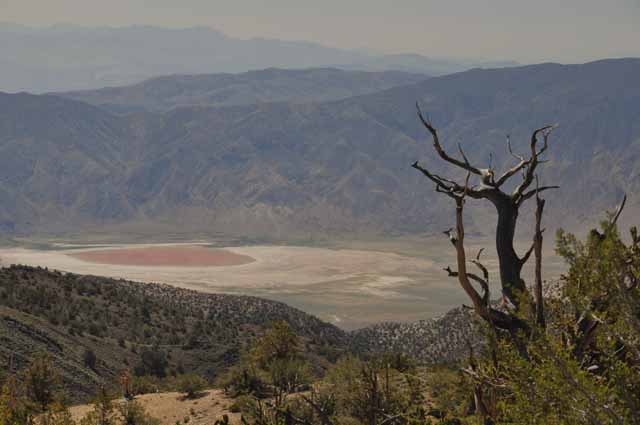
left=611, top=193, right=628, bottom=225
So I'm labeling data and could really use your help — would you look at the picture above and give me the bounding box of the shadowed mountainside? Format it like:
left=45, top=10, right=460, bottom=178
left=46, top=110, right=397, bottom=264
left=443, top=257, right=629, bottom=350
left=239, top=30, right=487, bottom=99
left=1, top=59, right=639, bottom=237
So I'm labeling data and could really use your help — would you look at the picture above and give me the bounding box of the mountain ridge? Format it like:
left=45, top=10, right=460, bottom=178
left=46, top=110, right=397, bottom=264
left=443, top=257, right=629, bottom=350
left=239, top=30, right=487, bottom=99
left=1, top=58, right=639, bottom=237
left=54, top=68, right=429, bottom=113
left=1, top=23, right=514, bottom=92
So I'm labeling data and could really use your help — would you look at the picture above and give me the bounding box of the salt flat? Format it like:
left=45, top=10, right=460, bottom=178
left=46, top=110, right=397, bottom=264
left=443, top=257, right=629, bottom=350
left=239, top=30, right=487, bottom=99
left=0, top=241, right=565, bottom=330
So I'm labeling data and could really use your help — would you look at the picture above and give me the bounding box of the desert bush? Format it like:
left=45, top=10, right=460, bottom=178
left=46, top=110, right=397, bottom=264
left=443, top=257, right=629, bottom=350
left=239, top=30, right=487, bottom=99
left=425, top=366, right=471, bottom=419
left=38, top=402, right=75, bottom=425
left=79, top=387, right=117, bottom=425
left=133, top=349, right=168, bottom=378
left=24, top=354, right=60, bottom=412
left=252, top=321, right=301, bottom=367
left=218, top=363, right=268, bottom=399
left=236, top=324, right=428, bottom=425
left=0, top=375, right=34, bottom=425
left=322, top=356, right=426, bottom=425
left=448, top=222, right=640, bottom=424
left=128, top=376, right=160, bottom=397
left=177, top=374, right=207, bottom=399
left=117, top=400, right=159, bottom=425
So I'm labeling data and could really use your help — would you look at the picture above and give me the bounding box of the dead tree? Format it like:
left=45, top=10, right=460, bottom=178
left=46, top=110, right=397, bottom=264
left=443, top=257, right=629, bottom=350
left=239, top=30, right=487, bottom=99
left=411, top=104, right=557, bottom=338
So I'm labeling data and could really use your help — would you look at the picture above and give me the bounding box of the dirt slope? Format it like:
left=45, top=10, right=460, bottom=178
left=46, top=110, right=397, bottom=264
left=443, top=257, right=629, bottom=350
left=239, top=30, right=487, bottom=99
left=69, top=389, right=241, bottom=425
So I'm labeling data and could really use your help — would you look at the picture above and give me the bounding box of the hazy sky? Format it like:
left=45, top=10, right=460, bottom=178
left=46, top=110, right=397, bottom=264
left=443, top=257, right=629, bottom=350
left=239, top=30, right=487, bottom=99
left=3, top=0, right=639, bottom=63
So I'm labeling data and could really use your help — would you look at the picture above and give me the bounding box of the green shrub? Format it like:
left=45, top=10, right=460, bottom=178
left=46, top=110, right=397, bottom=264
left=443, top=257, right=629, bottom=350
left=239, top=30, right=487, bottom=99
left=133, top=349, right=167, bottom=378
left=23, top=354, right=60, bottom=412
left=117, top=400, right=160, bottom=425
left=177, top=374, right=207, bottom=399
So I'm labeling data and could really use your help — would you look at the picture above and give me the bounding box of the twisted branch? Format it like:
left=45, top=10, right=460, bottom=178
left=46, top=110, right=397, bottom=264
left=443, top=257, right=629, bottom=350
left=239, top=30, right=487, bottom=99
left=416, top=103, right=483, bottom=175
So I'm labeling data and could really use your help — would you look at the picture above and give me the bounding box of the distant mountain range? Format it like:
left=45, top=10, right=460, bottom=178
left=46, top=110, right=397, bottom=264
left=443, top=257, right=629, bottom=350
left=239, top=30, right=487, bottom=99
left=55, top=68, right=428, bottom=113
left=0, top=59, right=639, bottom=237
left=0, top=23, right=516, bottom=93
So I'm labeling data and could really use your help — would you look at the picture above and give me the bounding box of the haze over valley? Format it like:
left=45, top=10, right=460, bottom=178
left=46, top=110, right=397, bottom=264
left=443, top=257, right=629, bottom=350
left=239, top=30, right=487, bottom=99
left=0, top=23, right=515, bottom=93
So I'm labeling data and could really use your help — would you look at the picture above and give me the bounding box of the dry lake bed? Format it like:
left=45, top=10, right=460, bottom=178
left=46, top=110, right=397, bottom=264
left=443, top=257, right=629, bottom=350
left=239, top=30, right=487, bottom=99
left=0, top=239, right=566, bottom=330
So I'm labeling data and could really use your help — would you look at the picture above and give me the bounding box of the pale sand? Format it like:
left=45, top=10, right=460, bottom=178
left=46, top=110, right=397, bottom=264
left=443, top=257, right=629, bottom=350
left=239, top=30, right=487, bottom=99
left=0, top=244, right=435, bottom=292
left=69, top=389, right=240, bottom=425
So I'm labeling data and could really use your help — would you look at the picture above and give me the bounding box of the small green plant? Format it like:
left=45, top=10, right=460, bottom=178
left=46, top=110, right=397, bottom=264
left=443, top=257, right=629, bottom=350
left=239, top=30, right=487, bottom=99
left=117, top=399, right=160, bottom=425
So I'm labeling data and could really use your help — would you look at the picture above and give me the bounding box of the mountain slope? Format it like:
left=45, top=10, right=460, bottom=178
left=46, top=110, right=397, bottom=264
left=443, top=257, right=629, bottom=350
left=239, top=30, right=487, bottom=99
left=1, top=59, right=639, bottom=236
left=0, top=92, right=133, bottom=232
left=0, top=264, right=484, bottom=402
left=55, top=68, right=428, bottom=113
left=350, top=307, right=483, bottom=364
left=0, top=265, right=346, bottom=400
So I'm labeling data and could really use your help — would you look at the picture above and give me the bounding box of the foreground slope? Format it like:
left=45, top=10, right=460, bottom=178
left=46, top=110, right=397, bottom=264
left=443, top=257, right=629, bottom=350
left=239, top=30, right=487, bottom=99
left=0, top=265, right=481, bottom=401
left=68, top=390, right=241, bottom=425
left=0, top=265, right=346, bottom=400
left=1, top=59, right=639, bottom=236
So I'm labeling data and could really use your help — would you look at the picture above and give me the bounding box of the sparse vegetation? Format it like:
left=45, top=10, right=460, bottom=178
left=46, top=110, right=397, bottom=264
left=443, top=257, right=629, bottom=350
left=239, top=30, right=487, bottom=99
left=221, top=322, right=430, bottom=425
left=24, top=354, right=61, bottom=412
left=0, top=361, right=161, bottom=425
left=219, top=321, right=312, bottom=400
left=0, top=266, right=346, bottom=401
left=79, top=387, right=117, bottom=425
left=177, top=374, right=207, bottom=400
left=408, top=104, right=640, bottom=423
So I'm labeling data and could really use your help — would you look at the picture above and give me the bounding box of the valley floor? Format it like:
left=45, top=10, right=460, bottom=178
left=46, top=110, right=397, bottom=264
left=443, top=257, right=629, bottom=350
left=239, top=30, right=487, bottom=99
left=0, top=238, right=566, bottom=329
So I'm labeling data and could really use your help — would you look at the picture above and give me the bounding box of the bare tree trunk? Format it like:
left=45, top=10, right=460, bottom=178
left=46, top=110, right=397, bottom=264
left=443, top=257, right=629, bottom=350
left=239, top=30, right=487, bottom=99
left=411, top=105, right=558, bottom=339
left=493, top=199, right=526, bottom=308
left=533, top=193, right=546, bottom=327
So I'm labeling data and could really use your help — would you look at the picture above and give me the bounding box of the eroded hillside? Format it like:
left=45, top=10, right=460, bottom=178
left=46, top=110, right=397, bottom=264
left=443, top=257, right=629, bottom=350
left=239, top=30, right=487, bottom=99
left=1, top=59, right=639, bottom=238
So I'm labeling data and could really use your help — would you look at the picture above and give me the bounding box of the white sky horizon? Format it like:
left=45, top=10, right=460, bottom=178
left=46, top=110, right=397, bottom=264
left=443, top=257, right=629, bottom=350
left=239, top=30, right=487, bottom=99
left=2, top=0, right=639, bottom=64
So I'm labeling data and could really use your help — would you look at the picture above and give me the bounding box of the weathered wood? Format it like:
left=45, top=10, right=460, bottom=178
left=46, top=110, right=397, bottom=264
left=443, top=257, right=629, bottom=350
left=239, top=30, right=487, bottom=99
left=534, top=181, right=546, bottom=328
left=412, top=105, right=558, bottom=339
